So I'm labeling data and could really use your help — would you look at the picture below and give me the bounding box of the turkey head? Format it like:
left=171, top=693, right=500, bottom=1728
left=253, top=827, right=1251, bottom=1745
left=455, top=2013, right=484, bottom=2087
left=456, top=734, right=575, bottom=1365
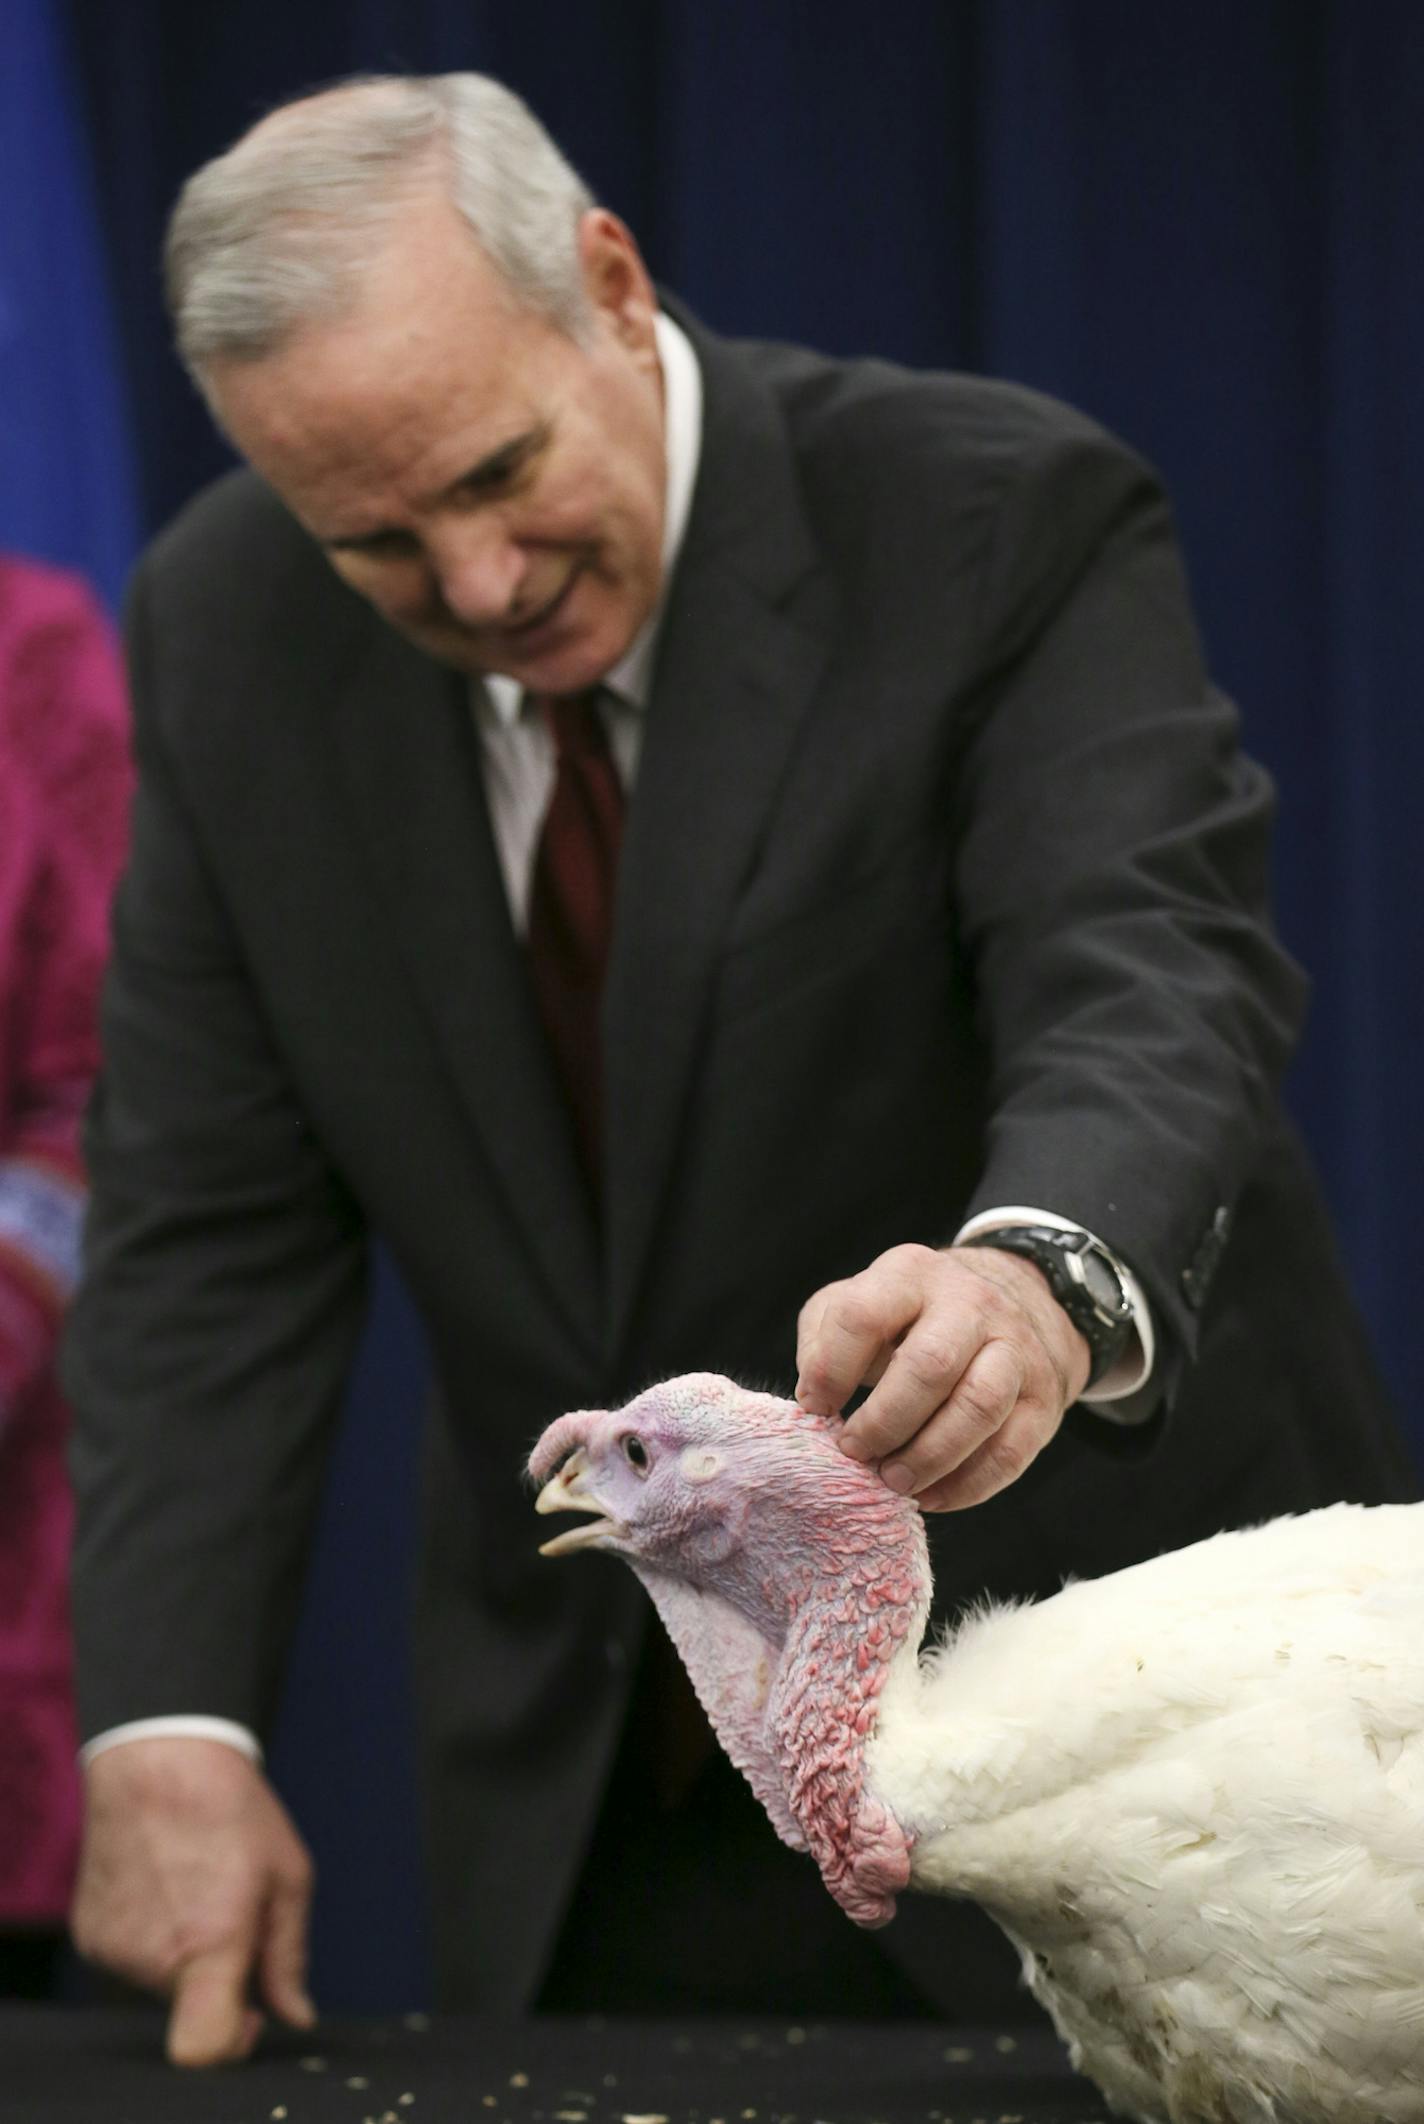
left=529, top=1371, right=930, bottom=1925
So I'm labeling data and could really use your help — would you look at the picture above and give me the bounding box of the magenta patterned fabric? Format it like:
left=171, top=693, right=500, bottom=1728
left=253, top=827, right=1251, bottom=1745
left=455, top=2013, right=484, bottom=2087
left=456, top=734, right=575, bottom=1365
left=0, top=556, right=130, bottom=1924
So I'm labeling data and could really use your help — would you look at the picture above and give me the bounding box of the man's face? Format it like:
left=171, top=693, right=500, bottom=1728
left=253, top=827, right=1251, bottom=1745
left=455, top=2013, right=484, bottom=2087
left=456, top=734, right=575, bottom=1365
left=208, top=194, right=668, bottom=693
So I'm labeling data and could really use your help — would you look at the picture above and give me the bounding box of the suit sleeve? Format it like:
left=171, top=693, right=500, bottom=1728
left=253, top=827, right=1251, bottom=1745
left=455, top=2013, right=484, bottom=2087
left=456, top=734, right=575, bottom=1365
left=64, top=559, right=370, bottom=1743
left=950, top=427, right=1307, bottom=1402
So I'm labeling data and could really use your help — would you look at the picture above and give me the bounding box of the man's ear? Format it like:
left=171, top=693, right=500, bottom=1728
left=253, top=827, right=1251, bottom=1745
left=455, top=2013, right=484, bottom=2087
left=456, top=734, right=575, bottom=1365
left=577, top=209, right=659, bottom=357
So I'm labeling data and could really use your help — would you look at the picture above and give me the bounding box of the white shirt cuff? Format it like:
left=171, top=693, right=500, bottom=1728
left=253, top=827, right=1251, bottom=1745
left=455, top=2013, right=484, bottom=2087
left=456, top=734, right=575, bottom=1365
left=79, top=1715, right=264, bottom=1769
left=954, top=1205, right=1155, bottom=1412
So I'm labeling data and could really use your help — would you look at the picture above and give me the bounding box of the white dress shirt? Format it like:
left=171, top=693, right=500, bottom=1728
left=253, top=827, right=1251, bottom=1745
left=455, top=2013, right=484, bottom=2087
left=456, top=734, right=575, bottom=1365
left=81, top=311, right=1150, bottom=1773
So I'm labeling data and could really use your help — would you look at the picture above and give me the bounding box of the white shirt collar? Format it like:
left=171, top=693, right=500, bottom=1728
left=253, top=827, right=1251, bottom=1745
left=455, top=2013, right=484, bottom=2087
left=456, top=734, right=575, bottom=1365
left=484, top=309, right=703, bottom=728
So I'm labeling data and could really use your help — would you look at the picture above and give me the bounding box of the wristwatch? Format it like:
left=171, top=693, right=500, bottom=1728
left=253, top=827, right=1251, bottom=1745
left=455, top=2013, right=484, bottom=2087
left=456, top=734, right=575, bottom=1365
left=963, top=1225, right=1136, bottom=1388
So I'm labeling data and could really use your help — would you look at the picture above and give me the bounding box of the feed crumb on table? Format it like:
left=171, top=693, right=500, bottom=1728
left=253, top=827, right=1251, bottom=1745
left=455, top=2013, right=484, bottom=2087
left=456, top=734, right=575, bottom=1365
left=348, top=2077, right=370, bottom=2090
left=993, top=2036, right=1017, bottom=2055
left=510, top=2072, right=531, bottom=2087
left=943, top=2047, right=973, bottom=2064
left=298, top=2055, right=327, bottom=2072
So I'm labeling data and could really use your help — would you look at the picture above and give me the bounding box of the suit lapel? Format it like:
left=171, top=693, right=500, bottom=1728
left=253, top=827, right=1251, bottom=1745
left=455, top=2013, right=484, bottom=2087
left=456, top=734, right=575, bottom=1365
left=603, top=325, right=835, bottom=1352
left=326, top=614, right=600, bottom=1350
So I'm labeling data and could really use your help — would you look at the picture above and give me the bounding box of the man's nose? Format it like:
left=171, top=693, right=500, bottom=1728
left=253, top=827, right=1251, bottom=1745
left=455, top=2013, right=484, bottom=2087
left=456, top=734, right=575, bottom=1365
left=429, top=523, right=525, bottom=626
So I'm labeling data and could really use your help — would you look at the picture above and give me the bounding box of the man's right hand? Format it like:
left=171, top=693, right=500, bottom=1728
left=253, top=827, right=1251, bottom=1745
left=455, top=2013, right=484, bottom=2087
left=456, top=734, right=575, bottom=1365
left=72, top=1736, right=317, bottom=2067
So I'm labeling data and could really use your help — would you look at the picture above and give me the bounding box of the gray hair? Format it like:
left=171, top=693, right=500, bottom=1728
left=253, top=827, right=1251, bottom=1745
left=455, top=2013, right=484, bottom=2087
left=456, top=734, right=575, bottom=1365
left=166, top=73, right=597, bottom=376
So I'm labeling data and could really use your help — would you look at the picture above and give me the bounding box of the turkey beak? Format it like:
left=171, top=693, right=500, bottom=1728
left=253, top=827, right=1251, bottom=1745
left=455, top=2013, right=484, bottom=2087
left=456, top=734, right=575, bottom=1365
left=535, top=1448, right=618, bottom=1556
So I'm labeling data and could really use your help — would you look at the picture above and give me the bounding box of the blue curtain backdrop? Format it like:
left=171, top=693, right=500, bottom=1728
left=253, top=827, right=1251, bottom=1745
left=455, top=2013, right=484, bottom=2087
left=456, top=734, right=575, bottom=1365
left=1, top=0, right=138, bottom=603
left=53, top=0, right=1424, bottom=2008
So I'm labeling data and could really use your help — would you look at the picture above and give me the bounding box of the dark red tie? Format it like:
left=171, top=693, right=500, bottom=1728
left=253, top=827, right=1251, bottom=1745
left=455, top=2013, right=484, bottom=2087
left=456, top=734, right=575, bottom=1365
left=528, top=694, right=712, bottom=1795
left=525, top=690, right=624, bottom=1190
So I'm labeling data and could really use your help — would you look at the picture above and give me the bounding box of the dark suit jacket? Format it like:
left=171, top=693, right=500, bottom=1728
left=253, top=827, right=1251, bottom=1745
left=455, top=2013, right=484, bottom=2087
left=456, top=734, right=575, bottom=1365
left=66, top=308, right=1415, bottom=2007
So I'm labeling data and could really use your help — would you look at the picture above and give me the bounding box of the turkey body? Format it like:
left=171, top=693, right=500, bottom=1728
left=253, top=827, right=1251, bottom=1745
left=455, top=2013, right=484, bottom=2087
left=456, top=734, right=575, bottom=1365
left=530, top=1379, right=1424, bottom=2124
left=872, top=1501, right=1424, bottom=2123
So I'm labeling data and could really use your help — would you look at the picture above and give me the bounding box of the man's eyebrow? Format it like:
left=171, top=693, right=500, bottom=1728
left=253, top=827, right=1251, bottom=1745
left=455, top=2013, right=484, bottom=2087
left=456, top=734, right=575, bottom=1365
left=323, top=424, right=552, bottom=551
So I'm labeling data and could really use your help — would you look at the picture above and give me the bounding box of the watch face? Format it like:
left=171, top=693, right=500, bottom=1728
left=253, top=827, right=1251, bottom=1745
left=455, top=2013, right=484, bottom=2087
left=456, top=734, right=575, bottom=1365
left=1079, top=1247, right=1129, bottom=1318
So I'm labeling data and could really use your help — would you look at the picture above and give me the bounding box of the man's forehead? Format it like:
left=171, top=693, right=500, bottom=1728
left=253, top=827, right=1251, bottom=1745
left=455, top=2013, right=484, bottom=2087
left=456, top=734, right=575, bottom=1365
left=207, top=241, right=558, bottom=494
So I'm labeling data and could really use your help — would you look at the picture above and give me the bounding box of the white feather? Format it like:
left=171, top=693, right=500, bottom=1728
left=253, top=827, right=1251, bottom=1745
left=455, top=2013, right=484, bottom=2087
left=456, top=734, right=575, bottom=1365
left=865, top=1502, right=1424, bottom=2123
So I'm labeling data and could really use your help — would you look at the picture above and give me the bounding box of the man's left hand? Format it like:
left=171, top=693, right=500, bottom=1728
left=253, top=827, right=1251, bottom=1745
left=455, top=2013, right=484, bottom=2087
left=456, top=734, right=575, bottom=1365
left=795, top=1242, right=1091, bottom=1510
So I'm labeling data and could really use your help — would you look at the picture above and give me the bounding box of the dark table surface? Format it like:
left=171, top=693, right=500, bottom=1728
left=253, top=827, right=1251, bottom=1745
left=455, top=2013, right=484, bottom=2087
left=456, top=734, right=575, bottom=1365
left=0, top=2010, right=1116, bottom=2124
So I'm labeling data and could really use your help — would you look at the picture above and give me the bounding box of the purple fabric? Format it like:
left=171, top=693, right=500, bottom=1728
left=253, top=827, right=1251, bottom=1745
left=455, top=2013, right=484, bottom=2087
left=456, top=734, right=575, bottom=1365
left=0, top=554, right=130, bottom=1923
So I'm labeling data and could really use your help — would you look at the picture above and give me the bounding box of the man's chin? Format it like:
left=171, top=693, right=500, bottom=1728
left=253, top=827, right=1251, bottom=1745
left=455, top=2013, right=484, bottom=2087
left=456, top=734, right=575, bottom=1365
left=394, top=622, right=500, bottom=676
left=458, top=634, right=631, bottom=697
left=391, top=611, right=637, bottom=692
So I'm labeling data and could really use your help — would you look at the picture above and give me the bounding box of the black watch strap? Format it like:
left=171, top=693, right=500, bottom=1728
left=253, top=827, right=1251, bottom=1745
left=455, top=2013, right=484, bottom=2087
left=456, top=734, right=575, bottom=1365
left=963, top=1224, right=1136, bottom=1388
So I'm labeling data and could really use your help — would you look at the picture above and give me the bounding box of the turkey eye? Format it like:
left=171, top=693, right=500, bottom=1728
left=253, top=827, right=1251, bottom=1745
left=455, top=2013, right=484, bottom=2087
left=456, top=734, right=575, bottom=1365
left=622, top=1434, right=649, bottom=1471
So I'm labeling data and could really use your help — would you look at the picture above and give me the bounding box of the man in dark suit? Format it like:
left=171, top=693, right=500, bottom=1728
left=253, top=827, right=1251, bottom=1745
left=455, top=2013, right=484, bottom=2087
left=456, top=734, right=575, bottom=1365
left=66, top=73, right=1413, bottom=2065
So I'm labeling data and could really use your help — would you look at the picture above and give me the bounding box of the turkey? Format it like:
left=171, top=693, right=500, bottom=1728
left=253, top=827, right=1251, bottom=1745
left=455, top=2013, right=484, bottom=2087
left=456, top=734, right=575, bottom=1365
left=529, top=1372, right=1424, bottom=2124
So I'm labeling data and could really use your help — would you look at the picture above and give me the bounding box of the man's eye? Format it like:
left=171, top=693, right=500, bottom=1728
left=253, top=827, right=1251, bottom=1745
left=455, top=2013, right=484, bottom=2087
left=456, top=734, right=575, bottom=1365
left=463, top=454, right=525, bottom=496
left=622, top=1434, right=649, bottom=1471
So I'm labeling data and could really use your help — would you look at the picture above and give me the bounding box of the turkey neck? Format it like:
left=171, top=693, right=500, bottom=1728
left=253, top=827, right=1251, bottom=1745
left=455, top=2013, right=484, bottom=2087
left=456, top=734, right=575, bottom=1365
left=630, top=1468, right=935, bottom=1926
